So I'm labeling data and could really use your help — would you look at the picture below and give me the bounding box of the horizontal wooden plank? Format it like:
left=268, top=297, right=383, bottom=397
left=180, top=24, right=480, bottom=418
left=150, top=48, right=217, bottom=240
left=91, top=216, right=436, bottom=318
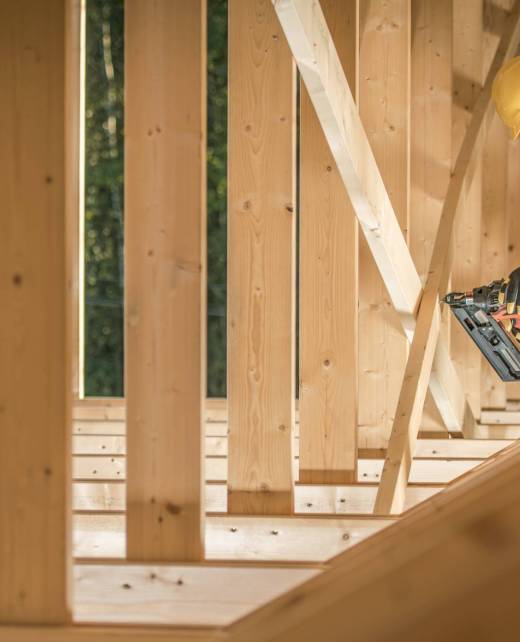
left=480, top=410, right=520, bottom=425
left=73, top=435, right=512, bottom=460
left=73, top=514, right=393, bottom=562
left=72, top=455, right=480, bottom=484
left=0, top=627, right=220, bottom=642
left=73, top=482, right=442, bottom=515
left=74, top=563, right=319, bottom=627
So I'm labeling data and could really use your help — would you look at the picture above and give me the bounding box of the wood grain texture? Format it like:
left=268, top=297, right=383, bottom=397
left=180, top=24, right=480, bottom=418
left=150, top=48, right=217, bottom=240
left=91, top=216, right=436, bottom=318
left=506, top=140, right=520, bottom=400
left=273, top=0, right=472, bottom=435
left=374, top=0, right=520, bottom=514
left=125, top=0, right=207, bottom=560
left=66, top=0, right=85, bottom=400
left=0, top=0, right=71, bottom=623
left=299, top=0, right=358, bottom=485
left=451, top=0, right=483, bottom=418
left=227, top=0, right=296, bottom=514
left=410, top=0, right=453, bottom=432
left=225, top=441, right=520, bottom=642
left=358, top=0, right=411, bottom=445
left=480, top=0, right=514, bottom=409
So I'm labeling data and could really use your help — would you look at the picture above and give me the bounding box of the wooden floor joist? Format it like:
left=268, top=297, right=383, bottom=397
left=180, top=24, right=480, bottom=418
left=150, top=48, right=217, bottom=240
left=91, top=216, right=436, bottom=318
left=299, top=0, right=358, bottom=485
left=272, top=0, right=472, bottom=436
left=374, top=0, right=520, bottom=514
left=227, top=0, right=296, bottom=514
left=125, top=0, right=207, bottom=561
left=0, top=0, right=71, bottom=623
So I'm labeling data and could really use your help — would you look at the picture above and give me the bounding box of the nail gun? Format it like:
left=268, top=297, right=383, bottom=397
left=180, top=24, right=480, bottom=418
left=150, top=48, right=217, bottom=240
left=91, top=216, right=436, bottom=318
left=443, top=279, right=520, bottom=382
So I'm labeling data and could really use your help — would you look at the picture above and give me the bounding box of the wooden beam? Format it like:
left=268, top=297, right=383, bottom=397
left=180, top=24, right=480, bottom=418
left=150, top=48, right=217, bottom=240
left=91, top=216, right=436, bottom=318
left=451, top=0, right=484, bottom=419
left=73, top=482, right=443, bottom=515
left=358, top=0, right=411, bottom=448
left=480, top=0, right=515, bottom=409
left=125, top=0, right=207, bottom=560
left=299, top=0, right=358, bottom=484
left=0, top=629, right=219, bottom=642
left=225, top=441, right=520, bottom=642
left=73, top=513, right=393, bottom=562
left=506, top=139, right=520, bottom=401
left=227, top=0, right=296, bottom=514
left=0, top=0, right=71, bottom=623
left=66, top=0, right=86, bottom=400
left=410, top=0, right=453, bottom=432
left=272, top=0, right=472, bottom=435
left=374, top=0, right=520, bottom=514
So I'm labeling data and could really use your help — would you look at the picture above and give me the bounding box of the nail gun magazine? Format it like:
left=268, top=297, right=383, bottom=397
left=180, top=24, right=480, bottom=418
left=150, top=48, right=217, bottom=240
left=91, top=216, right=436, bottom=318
left=444, top=279, right=520, bottom=382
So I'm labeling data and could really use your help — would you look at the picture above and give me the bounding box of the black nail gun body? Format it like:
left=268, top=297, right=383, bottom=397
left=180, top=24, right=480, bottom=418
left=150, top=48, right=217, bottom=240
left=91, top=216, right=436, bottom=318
left=444, top=280, right=520, bottom=382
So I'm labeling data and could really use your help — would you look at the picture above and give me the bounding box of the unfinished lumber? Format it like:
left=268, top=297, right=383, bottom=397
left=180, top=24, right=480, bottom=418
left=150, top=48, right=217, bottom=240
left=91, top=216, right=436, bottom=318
left=66, top=0, right=86, bottom=400
left=272, top=0, right=471, bottom=435
left=451, top=0, right=484, bottom=419
left=506, top=140, right=520, bottom=401
left=0, top=628, right=219, bottom=642
left=125, top=0, right=207, bottom=560
left=227, top=0, right=296, bottom=514
left=299, top=0, right=358, bottom=484
left=74, top=563, right=318, bottom=627
left=73, top=513, right=393, bottom=562
left=0, top=0, right=71, bottom=623
left=410, top=0, right=453, bottom=431
left=480, top=0, right=514, bottom=408
left=358, top=0, right=410, bottom=445
left=225, top=441, right=520, bottom=642
left=374, top=0, right=520, bottom=514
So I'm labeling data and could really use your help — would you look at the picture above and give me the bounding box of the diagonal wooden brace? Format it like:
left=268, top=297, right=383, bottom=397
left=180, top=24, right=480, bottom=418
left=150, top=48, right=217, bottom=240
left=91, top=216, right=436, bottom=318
left=374, top=0, right=520, bottom=515
left=272, top=0, right=472, bottom=435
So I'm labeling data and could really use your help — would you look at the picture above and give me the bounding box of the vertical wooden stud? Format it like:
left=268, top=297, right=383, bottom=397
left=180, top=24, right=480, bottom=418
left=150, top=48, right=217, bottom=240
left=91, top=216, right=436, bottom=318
left=298, top=0, right=359, bottom=484
left=358, top=0, right=411, bottom=446
left=125, top=0, right=207, bottom=561
left=480, top=0, right=513, bottom=409
left=227, top=0, right=296, bottom=514
left=451, top=0, right=483, bottom=418
left=0, top=0, right=71, bottom=622
left=66, top=0, right=86, bottom=401
left=506, top=141, right=520, bottom=402
left=410, top=0, right=453, bottom=434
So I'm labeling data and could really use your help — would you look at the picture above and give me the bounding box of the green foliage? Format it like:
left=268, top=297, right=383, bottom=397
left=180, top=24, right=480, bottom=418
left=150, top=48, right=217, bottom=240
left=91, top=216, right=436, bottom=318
left=84, top=0, right=228, bottom=397
left=207, top=0, right=228, bottom=397
left=84, top=0, right=125, bottom=396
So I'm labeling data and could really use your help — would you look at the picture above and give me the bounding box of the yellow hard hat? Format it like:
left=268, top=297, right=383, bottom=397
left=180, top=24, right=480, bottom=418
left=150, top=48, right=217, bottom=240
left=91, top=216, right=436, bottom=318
left=492, top=56, right=520, bottom=141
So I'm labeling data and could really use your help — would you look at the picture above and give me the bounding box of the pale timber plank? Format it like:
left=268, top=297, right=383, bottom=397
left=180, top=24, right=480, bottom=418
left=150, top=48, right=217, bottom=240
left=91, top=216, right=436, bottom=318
left=358, top=0, right=411, bottom=451
left=272, top=0, right=471, bottom=434
left=374, top=0, right=520, bottom=514
left=227, top=0, right=296, bottom=514
left=0, top=628, right=219, bottom=642
left=481, top=409, right=520, bottom=424
left=125, top=0, right=207, bottom=560
left=480, top=0, right=513, bottom=409
left=506, top=140, right=520, bottom=401
left=72, top=455, right=478, bottom=484
left=74, top=563, right=318, bottom=627
left=66, top=0, right=85, bottom=401
left=411, top=0, right=454, bottom=432
left=72, top=434, right=512, bottom=460
left=73, top=514, right=393, bottom=561
left=299, top=0, right=358, bottom=484
left=0, top=0, right=71, bottom=623
left=73, top=482, right=442, bottom=515
left=451, top=0, right=484, bottom=419
left=224, top=443, right=520, bottom=642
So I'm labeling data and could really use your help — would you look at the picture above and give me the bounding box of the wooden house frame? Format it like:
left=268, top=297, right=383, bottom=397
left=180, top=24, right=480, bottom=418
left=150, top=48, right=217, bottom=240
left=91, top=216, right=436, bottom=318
left=2, top=0, right=520, bottom=639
